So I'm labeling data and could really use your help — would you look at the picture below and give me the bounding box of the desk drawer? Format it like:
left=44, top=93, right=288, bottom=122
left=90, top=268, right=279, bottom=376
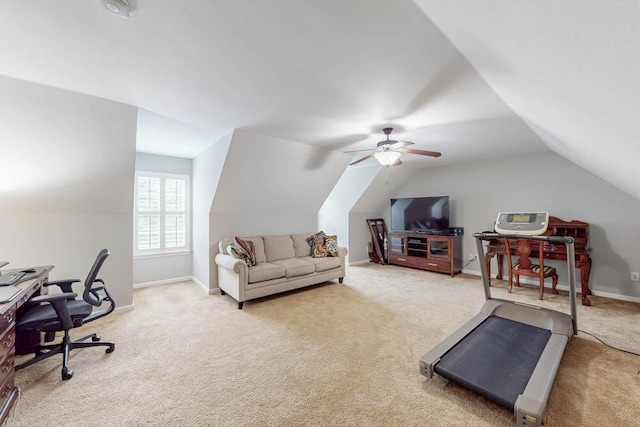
left=0, top=306, right=15, bottom=334
left=0, top=354, right=14, bottom=380
left=0, top=327, right=14, bottom=362
left=0, top=370, right=15, bottom=413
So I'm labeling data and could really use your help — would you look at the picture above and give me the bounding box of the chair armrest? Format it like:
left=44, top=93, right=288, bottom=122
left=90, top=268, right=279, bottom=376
left=215, top=254, right=248, bottom=274
left=45, top=279, right=81, bottom=293
left=29, top=292, right=77, bottom=304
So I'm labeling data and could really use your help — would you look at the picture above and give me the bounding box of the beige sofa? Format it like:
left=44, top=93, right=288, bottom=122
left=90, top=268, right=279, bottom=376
left=215, top=234, right=347, bottom=309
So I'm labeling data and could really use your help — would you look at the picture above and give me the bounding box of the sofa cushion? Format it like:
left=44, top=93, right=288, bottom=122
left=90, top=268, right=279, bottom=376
left=271, top=258, right=315, bottom=278
left=291, top=233, right=313, bottom=257
left=234, top=237, right=257, bottom=266
left=305, top=231, right=326, bottom=249
left=263, top=235, right=296, bottom=262
left=301, top=256, right=342, bottom=272
left=248, top=263, right=286, bottom=284
left=227, top=244, right=251, bottom=267
left=220, top=236, right=266, bottom=263
left=312, top=241, right=329, bottom=258
left=324, top=235, right=339, bottom=257
left=244, top=237, right=266, bottom=264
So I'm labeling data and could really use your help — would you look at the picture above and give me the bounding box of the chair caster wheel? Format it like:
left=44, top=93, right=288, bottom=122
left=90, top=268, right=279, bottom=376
left=92, top=334, right=101, bottom=342
left=62, top=368, right=74, bottom=380
left=106, top=344, right=115, bottom=353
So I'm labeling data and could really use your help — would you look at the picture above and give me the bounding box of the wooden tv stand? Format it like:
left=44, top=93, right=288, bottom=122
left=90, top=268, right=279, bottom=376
left=388, top=232, right=462, bottom=277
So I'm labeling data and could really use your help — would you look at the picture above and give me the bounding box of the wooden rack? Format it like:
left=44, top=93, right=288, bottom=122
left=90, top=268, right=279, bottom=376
left=367, top=218, right=388, bottom=264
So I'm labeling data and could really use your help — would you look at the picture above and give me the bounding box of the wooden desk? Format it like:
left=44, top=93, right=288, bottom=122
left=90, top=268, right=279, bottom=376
left=485, top=216, right=592, bottom=306
left=0, top=266, right=52, bottom=425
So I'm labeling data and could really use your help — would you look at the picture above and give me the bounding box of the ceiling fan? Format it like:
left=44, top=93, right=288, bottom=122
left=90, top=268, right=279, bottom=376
left=348, top=128, right=441, bottom=166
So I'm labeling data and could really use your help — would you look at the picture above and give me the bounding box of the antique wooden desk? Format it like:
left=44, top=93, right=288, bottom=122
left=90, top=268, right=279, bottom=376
left=0, top=266, right=52, bottom=424
left=485, top=217, right=593, bottom=306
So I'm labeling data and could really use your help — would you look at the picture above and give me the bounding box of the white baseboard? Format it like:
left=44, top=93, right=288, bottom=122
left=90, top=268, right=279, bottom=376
left=114, top=304, right=135, bottom=313
left=190, top=276, right=215, bottom=294
left=582, top=289, right=640, bottom=303
left=133, top=275, right=217, bottom=295
left=349, top=259, right=372, bottom=266
left=133, top=276, right=193, bottom=289
left=460, top=269, right=640, bottom=303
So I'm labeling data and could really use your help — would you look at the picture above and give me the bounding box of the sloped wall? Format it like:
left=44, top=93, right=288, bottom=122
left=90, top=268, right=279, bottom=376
left=318, top=166, right=383, bottom=263
left=209, top=130, right=351, bottom=288
left=192, top=132, right=233, bottom=289
left=348, top=165, right=419, bottom=263
left=0, top=76, right=137, bottom=307
left=319, top=165, right=382, bottom=263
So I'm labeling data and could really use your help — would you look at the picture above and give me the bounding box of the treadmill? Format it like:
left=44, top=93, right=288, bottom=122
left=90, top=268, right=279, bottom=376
left=419, top=212, right=577, bottom=427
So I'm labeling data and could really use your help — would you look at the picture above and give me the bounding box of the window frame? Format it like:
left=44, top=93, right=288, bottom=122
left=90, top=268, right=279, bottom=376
left=133, top=171, right=191, bottom=257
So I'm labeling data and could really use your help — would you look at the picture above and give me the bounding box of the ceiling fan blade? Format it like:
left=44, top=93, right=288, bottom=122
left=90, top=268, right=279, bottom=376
left=398, top=147, right=442, bottom=157
left=390, top=140, right=414, bottom=148
left=344, top=148, right=376, bottom=153
left=349, top=152, right=376, bottom=165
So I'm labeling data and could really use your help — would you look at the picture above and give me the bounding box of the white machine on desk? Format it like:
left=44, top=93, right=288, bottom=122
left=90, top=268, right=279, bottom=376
left=419, top=212, right=577, bottom=427
left=494, top=212, right=549, bottom=235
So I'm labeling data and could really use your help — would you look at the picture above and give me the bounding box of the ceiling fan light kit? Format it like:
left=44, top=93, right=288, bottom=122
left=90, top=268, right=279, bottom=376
left=375, top=151, right=402, bottom=166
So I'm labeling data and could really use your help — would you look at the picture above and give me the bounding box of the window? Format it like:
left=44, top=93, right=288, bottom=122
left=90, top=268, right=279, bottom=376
left=134, top=172, right=190, bottom=256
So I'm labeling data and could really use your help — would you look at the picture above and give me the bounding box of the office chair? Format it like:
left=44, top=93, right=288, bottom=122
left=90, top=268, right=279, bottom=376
left=504, top=238, right=558, bottom=300
left=15, top=249, right=116, bottom=380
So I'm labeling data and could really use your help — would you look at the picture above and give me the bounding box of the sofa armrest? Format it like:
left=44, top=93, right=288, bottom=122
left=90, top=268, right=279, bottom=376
left=214, top=253, right=248, bottom=274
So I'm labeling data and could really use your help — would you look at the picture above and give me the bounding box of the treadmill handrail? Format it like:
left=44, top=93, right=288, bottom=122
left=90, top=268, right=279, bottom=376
left=472, top=232, right=574, bottom=246
left=473, top=232, right=577, bottom=335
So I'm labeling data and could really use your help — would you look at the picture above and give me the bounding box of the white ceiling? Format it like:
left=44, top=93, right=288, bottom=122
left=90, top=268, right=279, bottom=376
left=1, top=1, right=638, bottom=198
left=414, top=0, right=640, bottom=199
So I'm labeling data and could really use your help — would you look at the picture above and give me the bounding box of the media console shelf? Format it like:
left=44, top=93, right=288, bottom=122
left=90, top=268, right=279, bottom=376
left=388, top=232, right=462, bottom=277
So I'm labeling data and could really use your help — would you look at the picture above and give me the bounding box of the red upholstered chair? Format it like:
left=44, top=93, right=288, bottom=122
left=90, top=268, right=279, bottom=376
left=504, top=238, right=558, bottom=300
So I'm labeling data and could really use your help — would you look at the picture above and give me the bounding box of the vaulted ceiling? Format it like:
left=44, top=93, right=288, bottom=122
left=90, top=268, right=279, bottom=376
left=1, top=1, right=638, bottom=198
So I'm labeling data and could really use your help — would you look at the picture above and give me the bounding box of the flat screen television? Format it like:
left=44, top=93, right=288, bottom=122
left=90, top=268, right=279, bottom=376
left=390, top=196, right=450, bottom=233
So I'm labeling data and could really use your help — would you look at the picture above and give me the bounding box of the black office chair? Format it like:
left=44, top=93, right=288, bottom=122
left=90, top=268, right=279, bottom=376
left=15, top=248, right=116, bottom=380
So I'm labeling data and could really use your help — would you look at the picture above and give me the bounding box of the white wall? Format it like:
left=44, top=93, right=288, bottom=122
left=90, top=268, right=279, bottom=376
left=0, top=75, right=137, bottom=307
left=319, top=165, right=382, bottom=263
left=192, top=132, right=233, bottom=289
left=348, top=165, right=417, bottom=263
left=135, top=152, right=192, bottom=175
left=380, top=151, right=640, bottom=300
left=133, top=153, right=193, bottom=285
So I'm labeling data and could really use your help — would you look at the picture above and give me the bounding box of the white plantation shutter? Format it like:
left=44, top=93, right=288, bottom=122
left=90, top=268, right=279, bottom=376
left=164, top=178, right=186, bottom=248
left=137, top=177, right=161, bottom=250
left=135, top=172, right=190, bottom=255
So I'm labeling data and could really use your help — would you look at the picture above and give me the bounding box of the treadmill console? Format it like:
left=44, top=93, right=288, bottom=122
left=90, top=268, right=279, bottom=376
left=494, top=212, right=549, bottom=236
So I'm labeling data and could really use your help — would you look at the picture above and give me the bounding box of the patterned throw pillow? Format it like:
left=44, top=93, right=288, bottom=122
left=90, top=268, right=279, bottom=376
left=227, top=244, right=251, bottom=267
left=312, top=241, right=328, bottom=258
left=234, top=237, right=257, bottom=266
left=306, top=231, right=326, bottom=251
left=324, top=235, right=338, bottom=257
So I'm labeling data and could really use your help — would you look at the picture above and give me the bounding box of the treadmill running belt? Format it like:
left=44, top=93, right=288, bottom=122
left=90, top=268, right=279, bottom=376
left=434, top=316, right=551, bottom=410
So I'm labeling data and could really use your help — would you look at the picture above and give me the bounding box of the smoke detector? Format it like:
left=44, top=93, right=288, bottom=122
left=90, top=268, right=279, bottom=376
left=98, top=0, right=130, bottom=18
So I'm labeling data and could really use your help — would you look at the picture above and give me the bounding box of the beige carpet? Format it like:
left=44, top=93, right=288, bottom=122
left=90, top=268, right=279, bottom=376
left=8, top=264, right=640, bottom=426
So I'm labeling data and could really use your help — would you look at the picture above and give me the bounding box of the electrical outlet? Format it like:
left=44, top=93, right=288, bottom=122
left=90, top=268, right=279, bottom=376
left=468, top=254, right=478, bottom=261
left=631, top=272, right=640, bottom=281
